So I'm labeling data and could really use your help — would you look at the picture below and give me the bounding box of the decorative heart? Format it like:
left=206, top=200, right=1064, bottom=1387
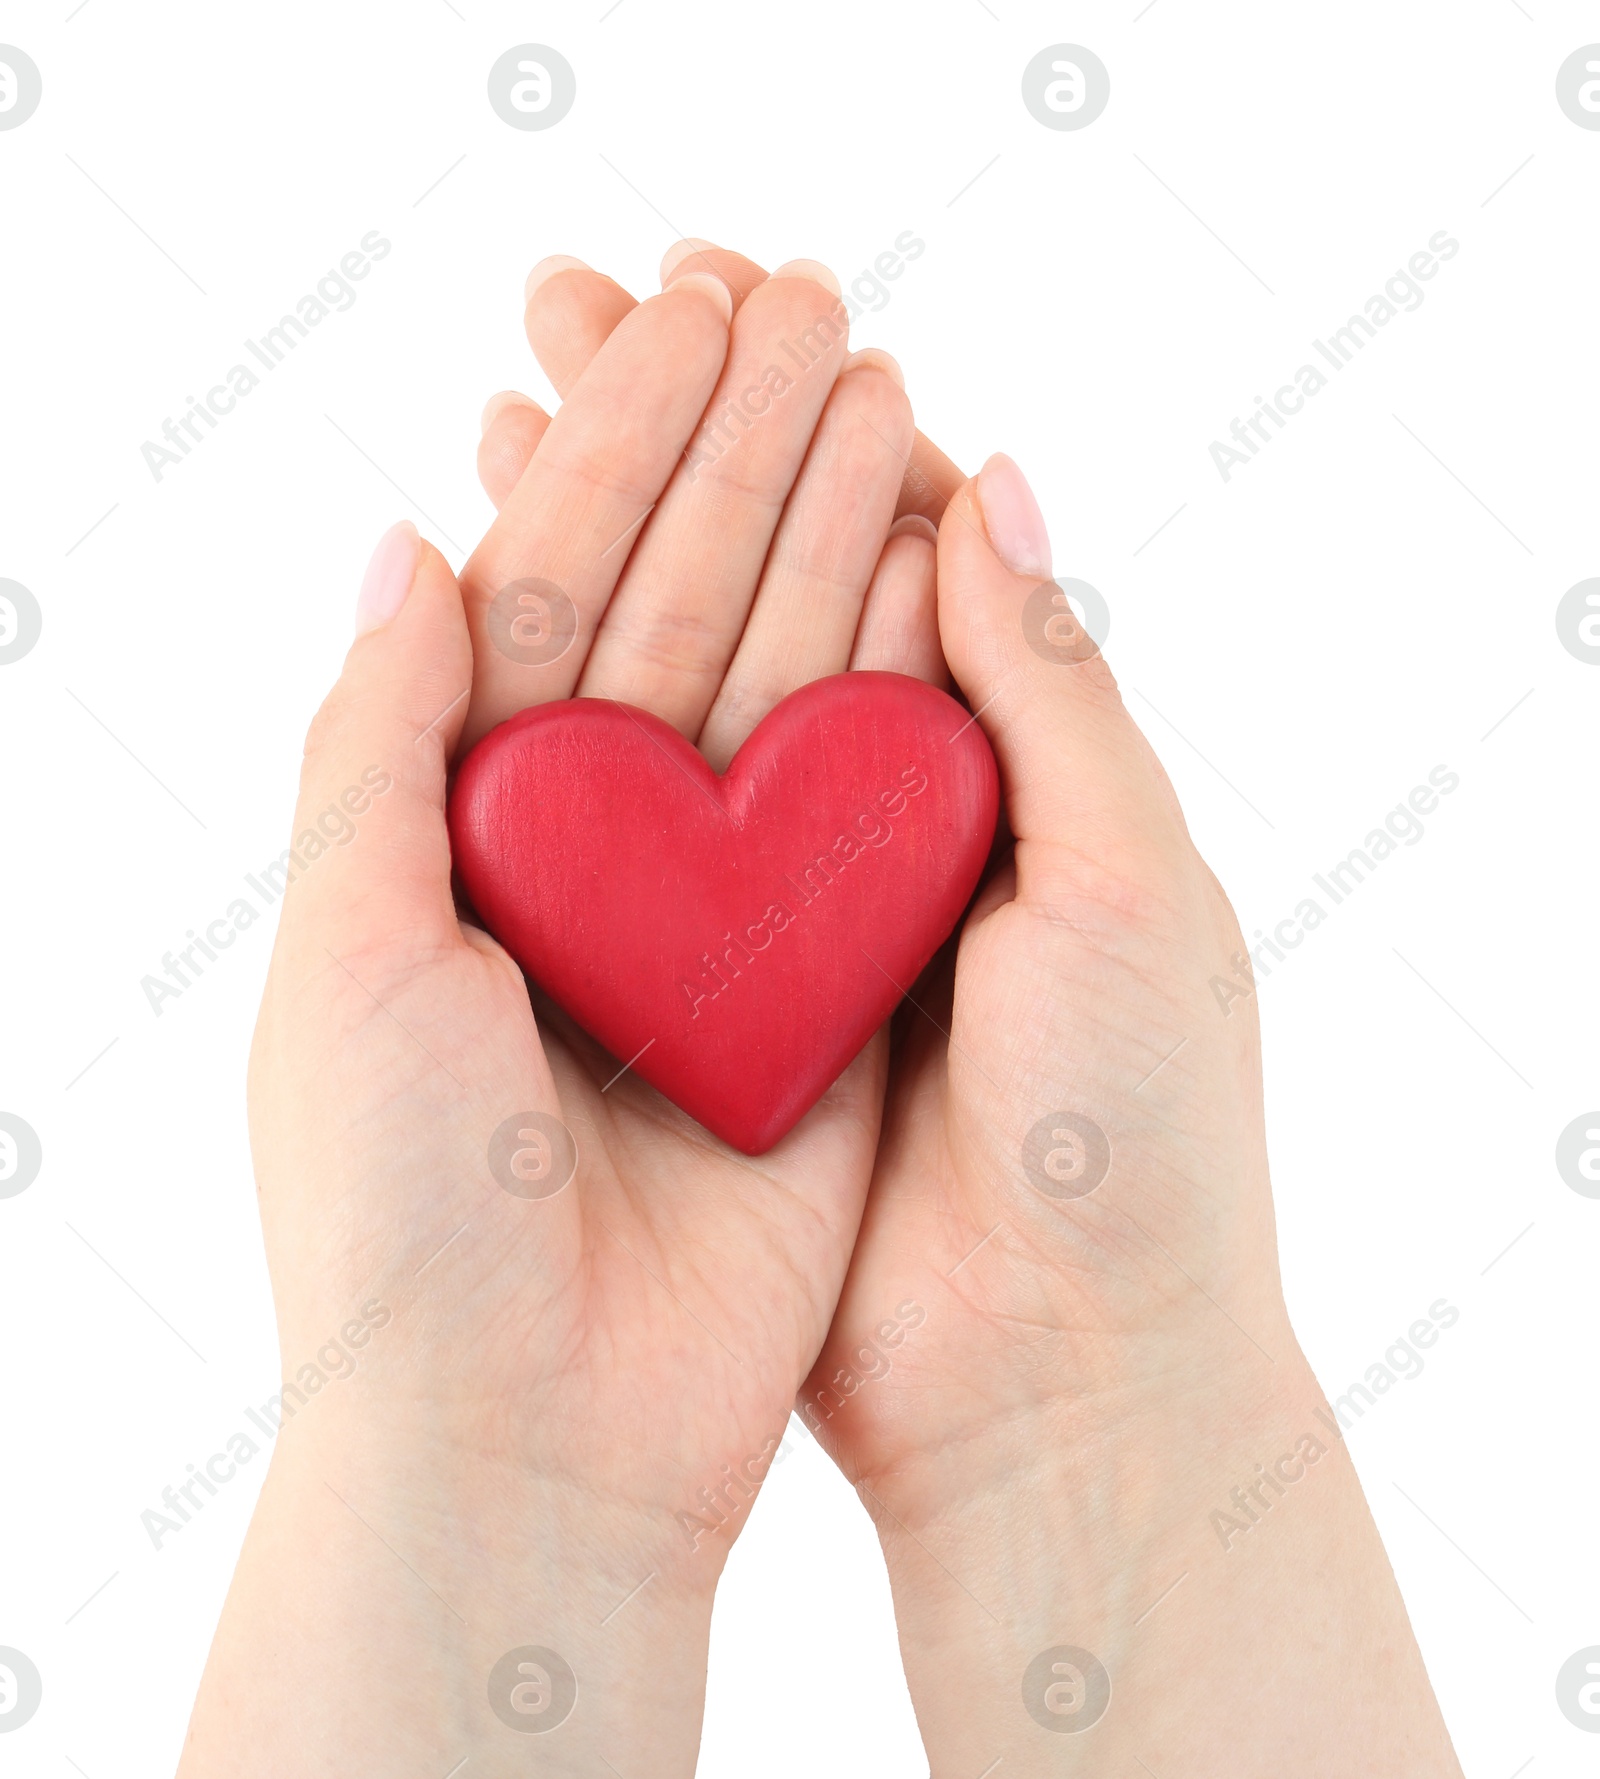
left=448, top=672, right=1000, bottom=1154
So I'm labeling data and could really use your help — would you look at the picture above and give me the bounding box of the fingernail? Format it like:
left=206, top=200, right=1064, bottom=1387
left=672, top=271, right=734, bottom=323
left=661, top=237, right=718, bottom=282
left=480, top=389, right=542, bottom=434
left=524, top=254, right=590, bottom=304
left=976, top=453, right=1051, bottom=578
left=355, top=521, right=420, bottom=636
left=842, top=347, right=905, bottom=389
left=771, top=258, right=842, bottom=297
left=889, top=514, right=939, bottom=544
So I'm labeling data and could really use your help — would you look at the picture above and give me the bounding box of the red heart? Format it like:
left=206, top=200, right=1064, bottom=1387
left=448, top=672, right=999, bottom=1154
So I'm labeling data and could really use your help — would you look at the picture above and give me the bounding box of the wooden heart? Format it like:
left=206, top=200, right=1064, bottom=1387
left=448, top=672, right=999, bottom=1154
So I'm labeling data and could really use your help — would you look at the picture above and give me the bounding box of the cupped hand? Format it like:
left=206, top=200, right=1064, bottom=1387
left=802, top=459, right=1460, bottom=1776
left=801, top=453, right=1286, bottom=1484
left=187, top=264, right=930, bottom=1777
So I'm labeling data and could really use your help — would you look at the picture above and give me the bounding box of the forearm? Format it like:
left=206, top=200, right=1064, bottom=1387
left=176, top=1408, right=719, bottom=1778
left=869, top=1348, right=1462, bottom=1778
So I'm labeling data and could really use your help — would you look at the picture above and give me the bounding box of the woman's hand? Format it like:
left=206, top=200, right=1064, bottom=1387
left=459, top=240, right=1463, bottom=1773
left=180, top=264, right=930, bottom=1778
left=802, top=456, right=1464, bottom=1776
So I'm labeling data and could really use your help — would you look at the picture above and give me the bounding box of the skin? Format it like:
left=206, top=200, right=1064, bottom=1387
left=177, top=245, right=1464, bottom=1777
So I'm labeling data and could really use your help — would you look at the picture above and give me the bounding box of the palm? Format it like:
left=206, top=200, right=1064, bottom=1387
left=255, top=265, right=921, bottom=1559
left=254, top=900, right=881, bottom=1556
left=503, top=1001, right=883, bottom=1509
left=806, top=683, right=1279, bottom=1502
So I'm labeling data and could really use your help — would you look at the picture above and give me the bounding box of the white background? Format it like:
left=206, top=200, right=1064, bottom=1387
left=2, top=2, right=1597, bottom=1773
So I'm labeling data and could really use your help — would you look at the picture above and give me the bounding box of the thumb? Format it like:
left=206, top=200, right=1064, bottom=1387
left=935, top=454, right=1184, bottom=898
left=275, top=522, right=474, bottom=957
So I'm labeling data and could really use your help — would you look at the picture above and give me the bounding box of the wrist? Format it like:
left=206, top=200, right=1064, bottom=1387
left=864, top=1335, right=1311, bottom=1622
left=862, top=1342, right=1460, bottom=1776
left=179, top=1401, right=720, bottom=1777
left=851, top=1295, right=1307, bottom=1540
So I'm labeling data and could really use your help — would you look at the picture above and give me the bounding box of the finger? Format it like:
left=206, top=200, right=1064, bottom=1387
left=520, top=246, right=763, bottom=411
left=279, top=524, right=473, bottom=959
left=476, top=391, right=551, bottom=511
left=527, top=243, right=963, bottom=523
left=458, top=277, right=734, bottom=748
left=697, top=350, right=913, bottom=768
left=898, top=432, right=965, bottom=527
left=849, top=516, right=948, bottom=685
left=521, top=255, right=638, bottom=397
left=936, top=455, right=1183, bottom=898
left=496, top=250, right=821, bottom=520
left=493, top=248, right=782, bottom=539
left=662, top=247, right=962, bottom=525
left=660, top=238, right=770, bottom=311
left=576, top=264, right=852, bottom=737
